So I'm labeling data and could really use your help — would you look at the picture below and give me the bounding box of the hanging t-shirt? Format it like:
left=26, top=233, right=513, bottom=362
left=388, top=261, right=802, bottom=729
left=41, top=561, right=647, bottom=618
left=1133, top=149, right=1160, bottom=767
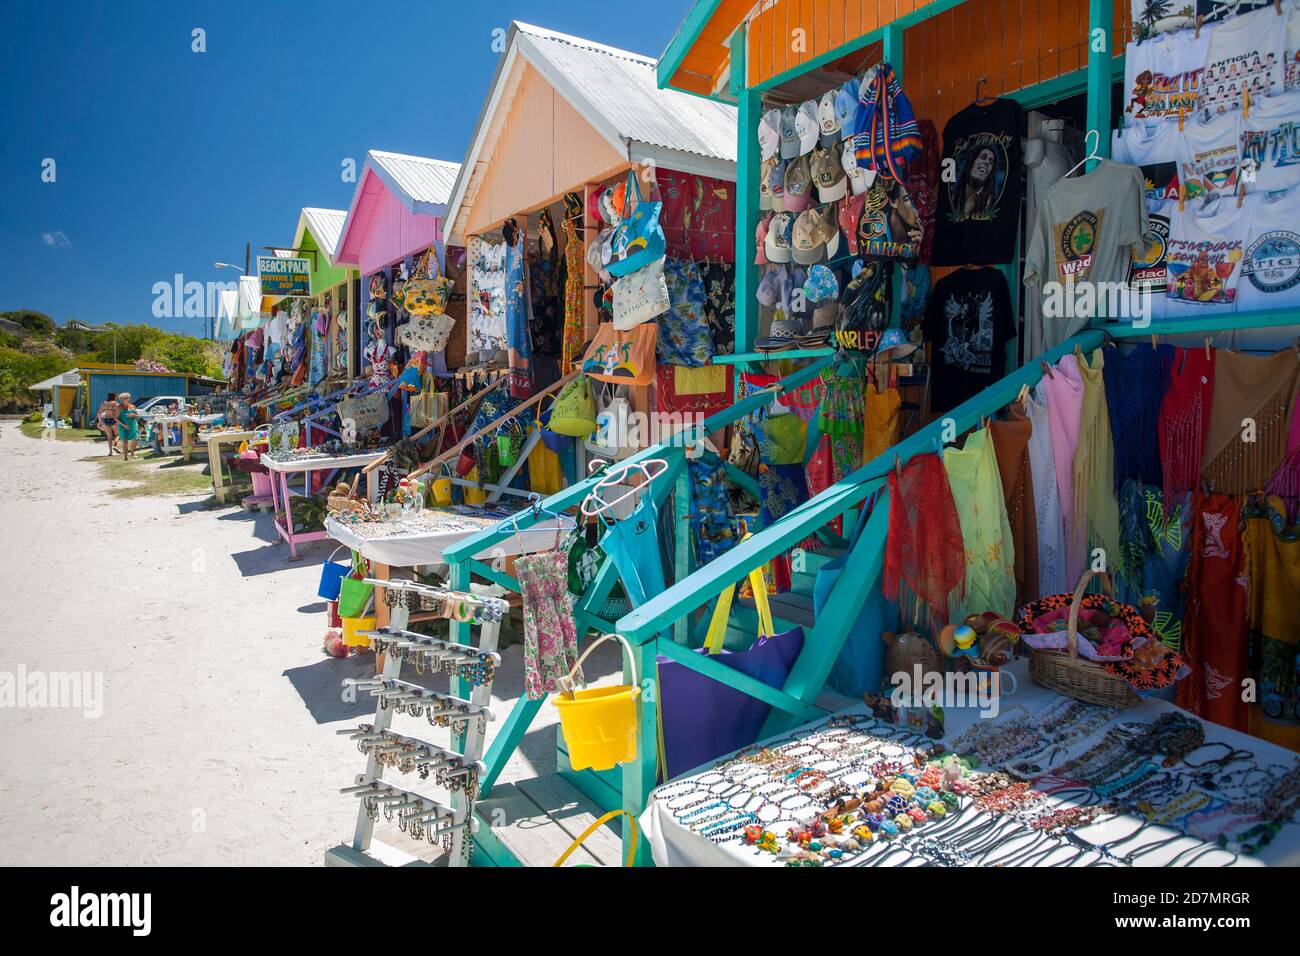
left=1165, top=194, right=1250, bottom=315
left=1287, top=2, right=1300, bottom=89
left=1128, top=197, right=1175, bottom=320
left=1123, top=28, right=1211, bottom=123
left=1199, top=0, right=1278, bottom=24
left=1197, top=7, right=1285, bottom=121
left=932, top=98, right=1023, bottom=266
left=1023, top=160, right=1149, bottom=353
left=1130, top=0, right=1196, bottom=42
left=922, top=267, right=1015, bottom=415
left=1237, top=188, right=1300, bottom=311
left=1178, top=110, right=1241, bottom=199
left=1238, top=89, right=1300, bottom=192
left=1111, top=120, right=1181, bottom=201
left=855, top=175, right=924, bottom=259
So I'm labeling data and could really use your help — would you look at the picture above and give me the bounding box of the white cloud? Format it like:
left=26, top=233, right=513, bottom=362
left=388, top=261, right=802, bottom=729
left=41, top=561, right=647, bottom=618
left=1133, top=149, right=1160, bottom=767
left=40, top=230, right=71, bottom=248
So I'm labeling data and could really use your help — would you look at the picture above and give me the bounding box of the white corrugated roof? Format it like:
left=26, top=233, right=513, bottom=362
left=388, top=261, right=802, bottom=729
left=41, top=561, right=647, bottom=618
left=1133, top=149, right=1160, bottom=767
left=216, top=288, right=239, bottom=340
left=368, top=150, right=460, bottom=213
left=443, top=21, right=737, bottom=244
left=516, top=22, right=736, bottom=164
left=295, top=207, right=348, bottom=260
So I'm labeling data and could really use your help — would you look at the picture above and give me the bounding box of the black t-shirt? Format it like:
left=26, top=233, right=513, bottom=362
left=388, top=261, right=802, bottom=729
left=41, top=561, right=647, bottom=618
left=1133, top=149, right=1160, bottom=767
left=932, top=99, right=1023, bottom=266
left=922, top=267, right=1015, bottom=415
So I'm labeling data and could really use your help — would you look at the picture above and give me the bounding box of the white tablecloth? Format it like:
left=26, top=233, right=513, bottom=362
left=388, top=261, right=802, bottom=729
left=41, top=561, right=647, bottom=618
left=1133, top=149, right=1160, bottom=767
left=641, top=659, right=1300, bottom=867
left=260, top=451, right=385, bottom=474
left=325, top=512, right=566, bottom=568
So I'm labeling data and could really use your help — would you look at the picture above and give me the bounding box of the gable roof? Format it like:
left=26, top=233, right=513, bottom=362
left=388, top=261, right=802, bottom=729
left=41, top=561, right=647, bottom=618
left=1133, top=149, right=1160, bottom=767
left=333, top=151, right=461, bottom=268
left=444, top=21, right=737, bottom=244
left=293, top=207, right=347, bottom=260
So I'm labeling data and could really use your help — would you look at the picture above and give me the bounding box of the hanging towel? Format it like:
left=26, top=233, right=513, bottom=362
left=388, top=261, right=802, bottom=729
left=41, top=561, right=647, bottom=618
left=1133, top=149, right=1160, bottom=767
left=944, top=429, right=1017, bottom=621
left=885, top=451, right=965, bottom=629
left=1074, top=348, right=1121, bottom=579
left=1201, top=350, right=1300, bottom=495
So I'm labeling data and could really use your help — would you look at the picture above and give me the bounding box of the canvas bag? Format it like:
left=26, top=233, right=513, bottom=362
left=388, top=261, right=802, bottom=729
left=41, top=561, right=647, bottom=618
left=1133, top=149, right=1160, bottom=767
left=337, top=390, right=390, bottom=434
left=611, top=259, right=670, bottom=330
left=399, top=312, right=455, bottom=353
left=268, top=420, right=299, bottom=455
left=390, top=247, right=453, bottom=316
left=548, top=375, right=599, bottom=438
left=606, top=171, right=665, bottom=278
left=581, top=323, right=657, bottom=387
left=585, top=392, right=640, bottom=459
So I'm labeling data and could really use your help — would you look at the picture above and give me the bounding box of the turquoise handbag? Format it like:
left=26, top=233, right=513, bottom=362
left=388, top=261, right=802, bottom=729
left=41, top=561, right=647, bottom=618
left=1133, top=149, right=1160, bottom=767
left=605, top=172, right=664, bottom=278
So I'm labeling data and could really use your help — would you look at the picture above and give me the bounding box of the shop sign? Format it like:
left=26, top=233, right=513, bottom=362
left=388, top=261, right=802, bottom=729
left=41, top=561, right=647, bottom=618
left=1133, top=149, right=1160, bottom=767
left=257, top=256, right=311, bottom=297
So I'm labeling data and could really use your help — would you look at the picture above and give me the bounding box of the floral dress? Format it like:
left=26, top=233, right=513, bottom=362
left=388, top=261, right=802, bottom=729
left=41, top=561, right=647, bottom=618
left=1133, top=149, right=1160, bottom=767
left=515, top=550, right=583, bottom=699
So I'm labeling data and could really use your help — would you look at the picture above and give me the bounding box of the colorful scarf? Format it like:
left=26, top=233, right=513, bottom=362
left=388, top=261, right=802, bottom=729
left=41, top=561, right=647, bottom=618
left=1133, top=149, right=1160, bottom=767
left=1265, top=445, right=1300, bottom=525
left=1177, top=493, right=1250, bottom=732
left=1041, top=353, right=1085, bottom=576
left=1019, top=388, right=1069, bottom=596
left=885, top=452, right=965, bottom=629
left=1159, top=347, right=1215, bottom=502
left=1244, top=495, right=1300, bottom=726
left=861, top=383, right=902, bottom=465
left=1073, top=349, right=1120, bottom=584
left=944, top=429, right=1018, bottom=621
left=1115, top=481, right=1192, bottom=652
left=1103, top=343, right=1172, bottom=493
left=853, top=63, right=922, bottom=179
left=990, top=416, right=1038, bottom=605
left=1202, top=350, right=1300, bottom=495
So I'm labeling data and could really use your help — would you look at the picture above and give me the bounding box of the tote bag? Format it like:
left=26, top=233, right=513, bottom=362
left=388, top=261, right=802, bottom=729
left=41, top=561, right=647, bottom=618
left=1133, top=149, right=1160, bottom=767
left=337, top=390, right=390, bottom=434
left=611, top=259, right=670, bottom=330
left=606, top=171, right=665, bottom=278
left=657, top=572, right=805, bottom=778
left=581, top=322, right=657, bottom=387
left=390, top=247, right=453, bottom=316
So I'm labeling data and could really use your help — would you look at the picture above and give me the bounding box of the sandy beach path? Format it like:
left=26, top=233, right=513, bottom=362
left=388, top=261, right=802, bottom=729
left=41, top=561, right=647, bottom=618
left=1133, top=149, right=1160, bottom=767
left=0, top=421, right=620, bottom=865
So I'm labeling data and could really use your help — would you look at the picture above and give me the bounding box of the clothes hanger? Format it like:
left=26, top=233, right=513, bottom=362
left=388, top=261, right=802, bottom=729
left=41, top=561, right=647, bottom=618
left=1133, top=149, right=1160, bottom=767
left=580, top=458, right=670, bottom=519
left=974, top=76, right=995, bottom=106
left=1062, top=129, right=1102, bottom=179
left=497, top=492, right=578, bottom=552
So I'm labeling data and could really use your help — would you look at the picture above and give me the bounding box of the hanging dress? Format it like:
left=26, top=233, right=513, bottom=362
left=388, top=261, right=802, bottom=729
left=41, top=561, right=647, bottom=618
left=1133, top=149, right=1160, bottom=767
left=503, top=218, right=533, bottom=379
left=1041, top=353, right=1085, bottom=580
left=861, top=382, right=902, bottom=465
left=1017, top=388, right=1068, bottom=597
left=1073, top=348, right=1121, bottom=581
left=1200, top=350, right=1300, bottom=495
left=598, top=494, right=666, bottom=608
left=943, top=428, right=1018, bottom=621
left=561, top=217, right=586, bottom=370
left=1176, top=492, right=1250, bottom=733
left=515, top=549, right=582, bottom=699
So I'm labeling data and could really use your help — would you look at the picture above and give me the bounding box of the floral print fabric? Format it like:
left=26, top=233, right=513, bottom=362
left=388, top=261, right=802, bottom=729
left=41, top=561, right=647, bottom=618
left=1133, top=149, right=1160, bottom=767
left=515, top=549, right=583, bottom=699
left=656, top=258, right=713, bottom=367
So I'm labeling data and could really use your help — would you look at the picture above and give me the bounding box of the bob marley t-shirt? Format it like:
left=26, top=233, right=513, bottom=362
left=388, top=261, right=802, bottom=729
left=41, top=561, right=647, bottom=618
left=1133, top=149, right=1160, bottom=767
left=932, top=98, right=1023, bottom=266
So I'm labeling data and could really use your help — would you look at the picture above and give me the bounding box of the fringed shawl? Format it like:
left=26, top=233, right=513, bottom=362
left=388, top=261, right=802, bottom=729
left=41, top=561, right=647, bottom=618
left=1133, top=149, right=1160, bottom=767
left=1021, top=387, right=1069, bottom=596
left=990, top=415, right=1038, bottom=606
left=885, top=452, right=965, bottom=630
left=1159, top=347, right=1215, bottom=502
left=1103, top=342, right=1172, bottom=493
left=1073, top=349, right=1120, bottom=581
left=1042, top=353, right=1085, bottom=575
left=1201, top=350, right=1300, bottom=495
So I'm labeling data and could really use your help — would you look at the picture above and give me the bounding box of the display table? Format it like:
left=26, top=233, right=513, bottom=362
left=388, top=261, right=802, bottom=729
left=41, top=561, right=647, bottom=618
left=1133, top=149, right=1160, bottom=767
left=260, top=451, right=385, bottom=558
left=325, top=508, right=568, bottom=628
left=641, top=659, right=1300, bottom=868
left=148, top=413, right=224, bottom=461
left=203, top=430, right=256, bottom=504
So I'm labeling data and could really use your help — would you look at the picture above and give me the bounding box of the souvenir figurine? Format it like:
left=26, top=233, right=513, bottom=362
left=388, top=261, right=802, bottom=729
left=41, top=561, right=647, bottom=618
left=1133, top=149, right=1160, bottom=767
left=925, top=704, right=945, bottom=740
left=881, top=630, right=943, bottom=684
left=977, top=618, right=1018, bottom=666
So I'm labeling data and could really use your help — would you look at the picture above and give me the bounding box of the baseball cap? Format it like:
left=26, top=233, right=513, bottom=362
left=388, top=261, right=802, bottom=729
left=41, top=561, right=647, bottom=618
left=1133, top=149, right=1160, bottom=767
left=758, top=109, right=782, bottom=161
left=763, top=211, right=794, bottom=263
left=758, top=156, right=779, bottom=211
left=835, top=80, right=861, bottom=140
left=783, top=155, right=813, bottom=213
left=791, top=208, right=826, bottom=265
left=811, top=143, right=848, bottom=203
left=754, top=215, right=769, bottom=265
left=817, top=91, right=841, bottom=146
left=756, top=264, right=785, bottom=306
left=795, top=100, right=820, bottom=156
left=842, top=144, right=874, bottom=196
left=804, top=263, right=840, bottom=303
left=770, top=157, right=788, bottom=212
left=779, top=105, right=800, bottom=160
left=821, top=203, right=842, bottom=261
left=838, top=193, right=866, bottom=255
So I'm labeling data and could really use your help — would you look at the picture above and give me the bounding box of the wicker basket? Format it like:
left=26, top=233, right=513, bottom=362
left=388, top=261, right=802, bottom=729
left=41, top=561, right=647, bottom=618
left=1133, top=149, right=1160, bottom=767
left=1027, top=570, right=1142, bottom=708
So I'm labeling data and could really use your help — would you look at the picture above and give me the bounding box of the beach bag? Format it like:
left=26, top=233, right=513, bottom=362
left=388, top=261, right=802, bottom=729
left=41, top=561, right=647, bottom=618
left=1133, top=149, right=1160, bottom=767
left=409, top=383, right=448, bottom=429
left=337, top=573, right=374, bottom=619
left=338, top=390, right=389, bottom=434
left=318, top=546, right=355, bottom=601
left=657, top=566, right=805, bottom=778
left=268, top=420, right=299, bottom=455
left=581, top=323, right=657, bottom=387
left=548, top=375, right=599, bottom=438
left=390, top=247, right=452, bottom=316
left=606, top=172, right=665, bottom=278
left=399, top=313, right=455, bottom=353
left=586, top=394, right=640, bottom=460
left=611, top=259, right=670, bottom=330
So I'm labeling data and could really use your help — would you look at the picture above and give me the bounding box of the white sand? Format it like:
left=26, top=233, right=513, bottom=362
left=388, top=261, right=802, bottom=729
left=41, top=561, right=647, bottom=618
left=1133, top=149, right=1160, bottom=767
left=0, top=421, right=621, bottom=865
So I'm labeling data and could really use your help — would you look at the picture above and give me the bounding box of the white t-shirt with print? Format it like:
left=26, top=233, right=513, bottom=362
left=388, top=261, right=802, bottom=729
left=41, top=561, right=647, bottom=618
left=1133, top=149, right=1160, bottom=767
left=1178, top=110, right=1242, bottom=200
left=1236, top=187, right=1300, bottom=311
left=1124, top=28, right=1211, bottom=123
left=1128, top=197, right=1175, bottom=321
left=1287, top=1, right=1300, bottom=90
left=1197, top=7, right=1285, bottom=121
left=1238, top=89, right=1300, bottom=192
left=1164, top=194, right=1250, bottom=316
left=1113, top=119, right=1182, bottom=201
left=1130, top=0, right=1196, bottom=44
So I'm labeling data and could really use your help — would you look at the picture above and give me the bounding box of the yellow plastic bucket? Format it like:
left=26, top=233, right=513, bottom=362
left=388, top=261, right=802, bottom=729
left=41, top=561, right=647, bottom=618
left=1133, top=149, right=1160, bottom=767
left=342, top=615, right=377, bottom=648
left=554, top=634, right=640, bottom=772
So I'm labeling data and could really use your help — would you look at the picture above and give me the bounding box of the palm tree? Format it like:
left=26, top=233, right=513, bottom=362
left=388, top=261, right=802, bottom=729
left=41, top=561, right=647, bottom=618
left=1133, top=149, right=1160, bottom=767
left=1140, top=0, right=1172, bottom=30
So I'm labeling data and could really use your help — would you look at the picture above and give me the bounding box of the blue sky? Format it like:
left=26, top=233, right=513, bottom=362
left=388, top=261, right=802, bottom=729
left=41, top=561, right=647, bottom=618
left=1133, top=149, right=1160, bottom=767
left=0, top=0, right=686, bottom=335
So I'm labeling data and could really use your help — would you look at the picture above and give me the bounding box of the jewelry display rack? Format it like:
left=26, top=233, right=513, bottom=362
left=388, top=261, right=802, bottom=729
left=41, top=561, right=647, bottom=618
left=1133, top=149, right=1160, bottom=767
left=325, top=579, right=504, bottom=867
